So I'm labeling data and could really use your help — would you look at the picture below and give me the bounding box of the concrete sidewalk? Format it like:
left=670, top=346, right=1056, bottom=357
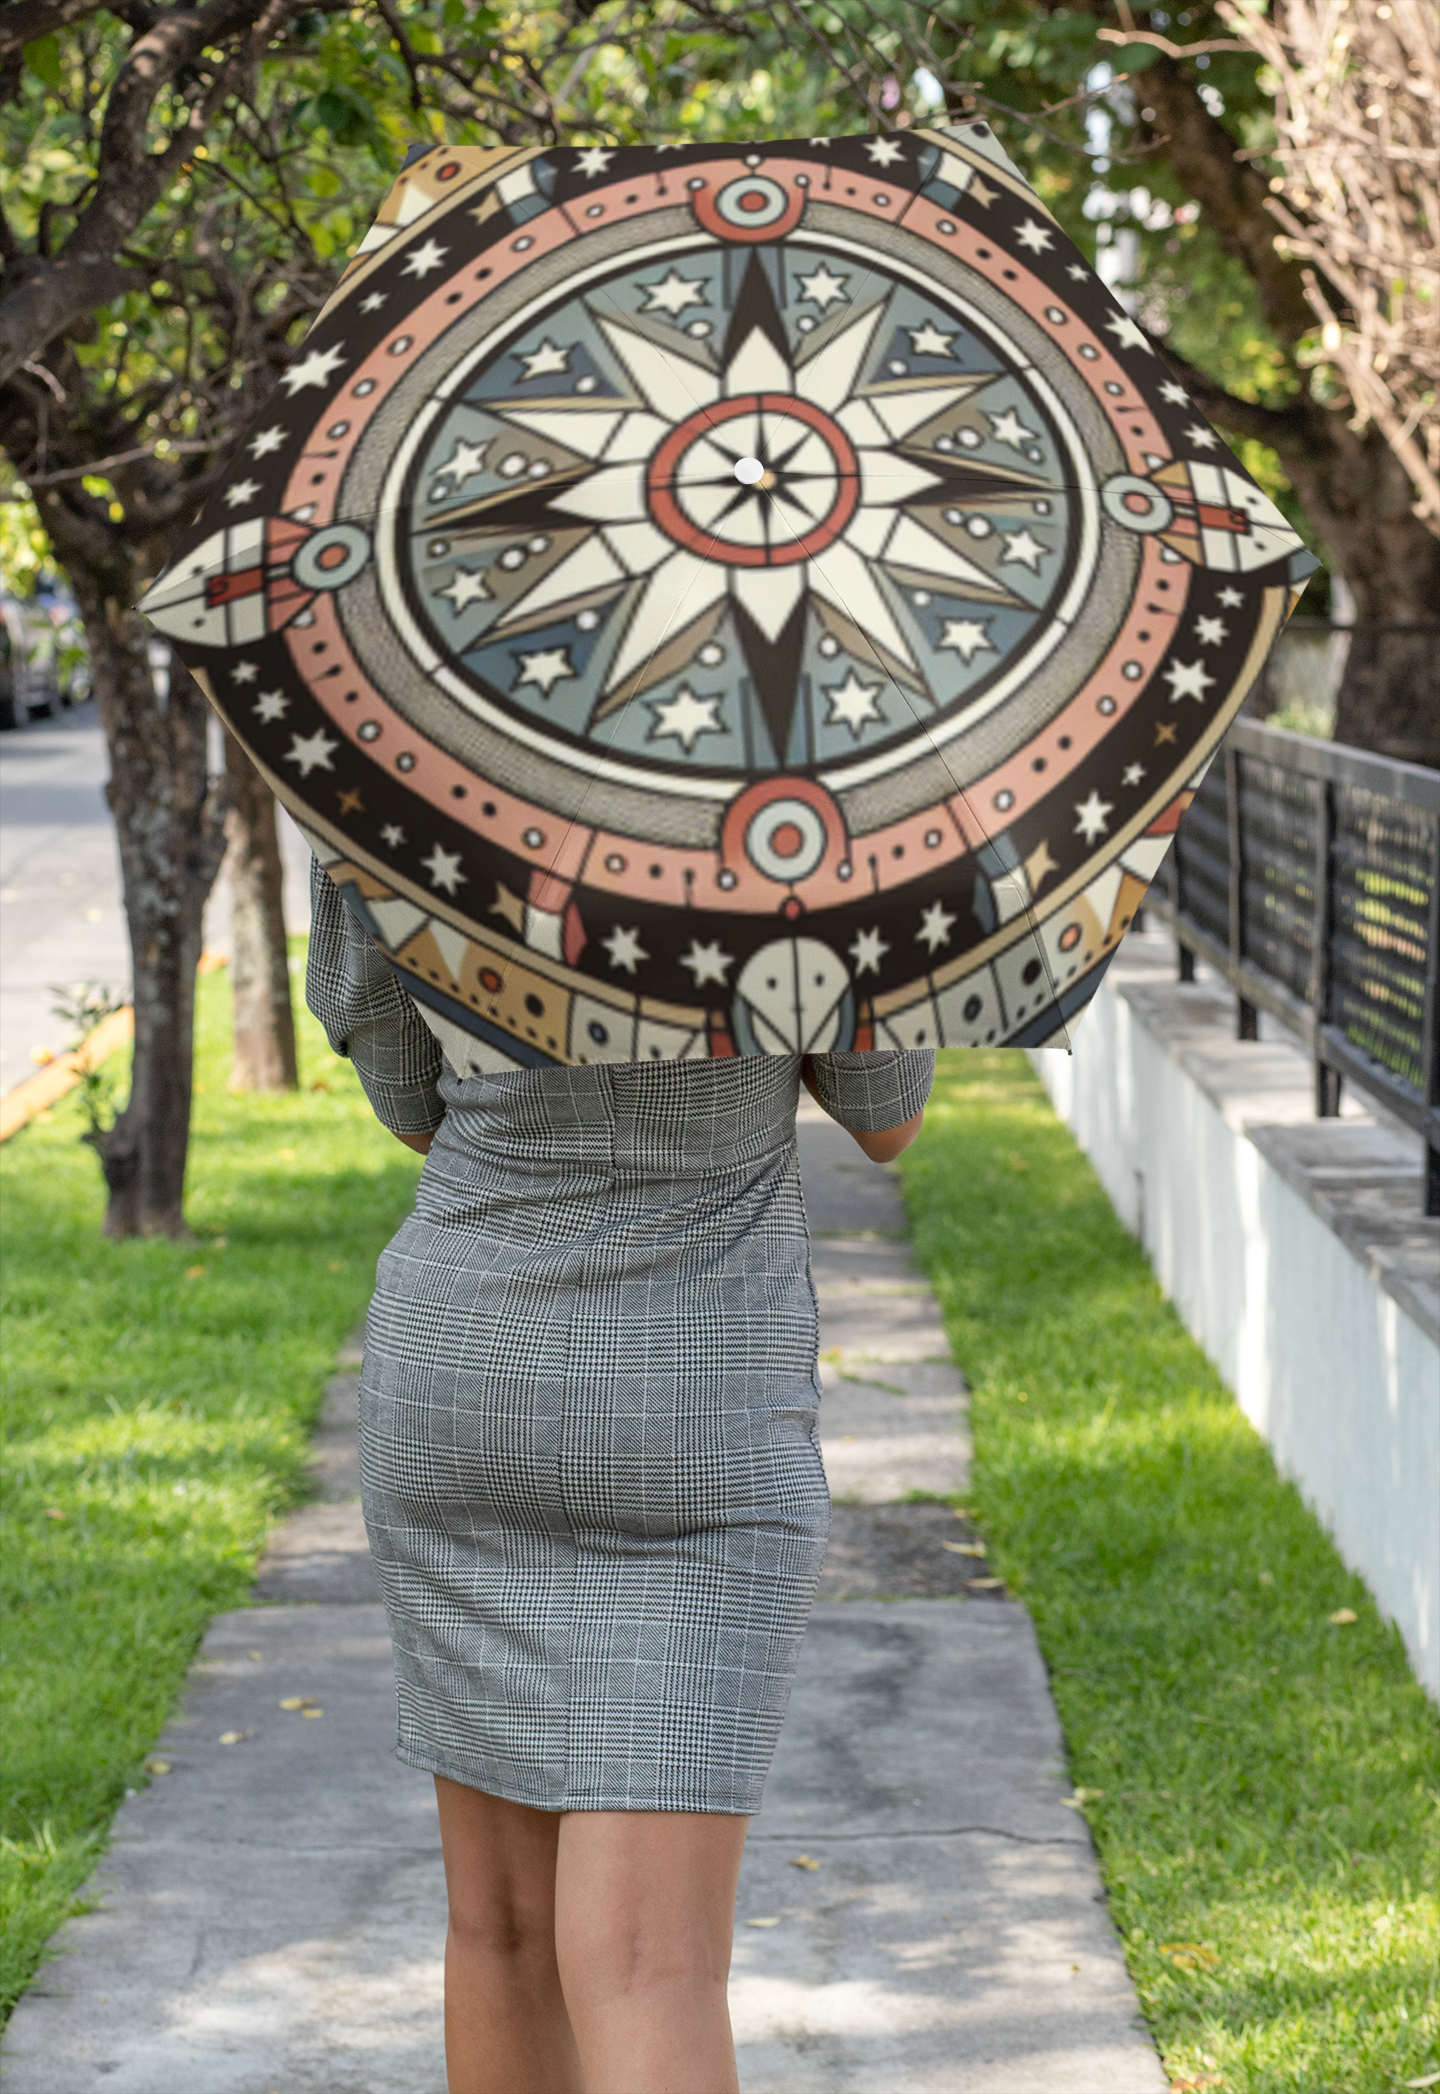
left=2, top=1107, right=1166, bottom=2091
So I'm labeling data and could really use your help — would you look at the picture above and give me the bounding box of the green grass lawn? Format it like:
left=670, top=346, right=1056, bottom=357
left=900, top=1050, right=1440, bottom=2094
left=0, top=959, right=422, bottom=2020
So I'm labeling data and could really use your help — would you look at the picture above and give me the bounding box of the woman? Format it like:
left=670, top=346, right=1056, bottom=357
left=307, top=860, right=933, bottom=2094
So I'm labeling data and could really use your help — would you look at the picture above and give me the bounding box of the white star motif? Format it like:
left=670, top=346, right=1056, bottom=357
left=796, top=262, right=849, bottom=310
left=1000, top=527, right=1048, bottom=571
left=916, top=901, right=957, bottom=954
left=603, top=924, right=648, bottom=974
left=1104, top=311, right=1153, bottom=355
left=252, top=689, right=289, bottom=723
left=1164, top=658, right=1215, bottom=703
left=823, top=669, right=884, bottom=740
left=380, top=823, right=406, bottom=849
left=1073, top=790, right=1114, bottom=843
left=248, top=425, right=286, bottom=459
left=1160, top=380, right=1191, bottom=406
left=279, top=342, right=346, bottom=396
left=1014, top=218, right=1055, bottom=254
left=1066, top=263, right=1089, bottom=280
left=849, top=926, right=890, bottom=976
left=401, top=237, right=448, bottom=280
left=679, top=939, right=733, bottom=989
left=283, top=728, right=338, bottom=778
left=223, top=478, right=260, bottom=510
left=987, top=406, right=1040, bottom=450
left=432, top=436, right=490, bottom=491
left=514, top=647, right=574, bottom=698
left=437, top=566, right=491, bottom=611
left=649, top=684, right=724, bottom=752
left=1217, top=585, right=1245, bottom=608
left=516, top=338, right=572, bottom=381
left=230, top=661, right=259, bottom=685
left=865, top=137, right=906, bottom=166
left=938, top=617, right=996, bottom=664
left=908, top=320, right=957, bottom=359
left=422, top=843, right=466, bottom=894
left=1122, top=762, right=1147, bottom=787
left=359, top=291, right=388, bottom=315
left=1194, top=615, right=1229, bottom=646
left=1183, top=423, right=1218, bottom=451
left=574, top=146, right=615, bottom=178
left=641, top=271, right=708, bottom=318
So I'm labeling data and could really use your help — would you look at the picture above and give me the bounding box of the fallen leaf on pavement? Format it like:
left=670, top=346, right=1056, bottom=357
left=941, top=1541, right=986, bottom=1556
left=302, top=1707, right=325, bottom=1719
left=966, top=1576, right=1004, bottom=1589
left=247, top=1651, right=263, bottom=1661
left=1158, top=1941, right=1220, bottom=1971
left=146, top=1759, right=171, bottom=1775
left=789, top=1855, right=820, bottom=1871
left=745, top=1917, right=781, bottom=1928
left=1329, top=1607, right=1358, bottom=1625
left=218, top=1731, right=250, bottom=1746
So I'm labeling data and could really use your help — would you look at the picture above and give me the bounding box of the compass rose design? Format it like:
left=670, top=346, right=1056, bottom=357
left=391, top=245, right=1086, bottom=779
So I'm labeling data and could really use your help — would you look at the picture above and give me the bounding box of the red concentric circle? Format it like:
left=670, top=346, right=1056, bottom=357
left=645, top=394, right=860, bottom=567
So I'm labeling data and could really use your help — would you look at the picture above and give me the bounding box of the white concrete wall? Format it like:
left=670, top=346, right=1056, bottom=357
left=1032, top=971, right=1439, bottom=1703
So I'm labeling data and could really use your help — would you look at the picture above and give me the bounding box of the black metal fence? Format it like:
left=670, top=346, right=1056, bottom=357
left=1147, top=717, right=1440, bottom=1215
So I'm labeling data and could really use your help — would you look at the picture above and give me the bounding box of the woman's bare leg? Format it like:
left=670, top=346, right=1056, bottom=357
left=433, top=1775, right=583, bottom=2094
left=554, top=1811, right=748, bottom=2094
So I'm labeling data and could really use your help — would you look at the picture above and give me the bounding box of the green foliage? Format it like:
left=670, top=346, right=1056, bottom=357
left=901, top=1051, right=1440, bottom=2092
left=0, top=961, right=423, bottom=2020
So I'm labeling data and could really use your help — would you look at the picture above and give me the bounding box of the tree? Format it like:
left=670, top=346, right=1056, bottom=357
left=223, top=732, right=298, bottom=1091
left=0, top=4, right=414, bottom=1230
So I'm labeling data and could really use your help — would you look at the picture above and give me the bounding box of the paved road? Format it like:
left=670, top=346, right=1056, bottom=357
left=2, top=1102, right=1166, bottom=2091
left=0, top=710, right=311, bottom=1095
left=0, top=708, right=127, bottom=1090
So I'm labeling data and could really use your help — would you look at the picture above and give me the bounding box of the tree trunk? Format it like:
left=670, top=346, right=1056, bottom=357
left=1243, top=413, right=1440, bottom=767
left=59, top=539, right=230, bottom=1236
left=1136, top=54, right=1440, bottom=770
left=221, top=732, right=298, bottom=1091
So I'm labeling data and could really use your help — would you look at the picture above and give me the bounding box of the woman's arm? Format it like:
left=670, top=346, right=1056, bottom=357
left=305, top=859, right=447, bottom=1145
left=800, top=1060, right=925, bottom=1160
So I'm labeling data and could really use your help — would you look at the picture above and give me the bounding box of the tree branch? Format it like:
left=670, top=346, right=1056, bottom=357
left=1133, top=53, right=1316, bottom=350
left=1155, top=342, right=1310, bottom=446
left=0, top=0, right=110, bottom=66
left=0, top=257, right=144, bottom=391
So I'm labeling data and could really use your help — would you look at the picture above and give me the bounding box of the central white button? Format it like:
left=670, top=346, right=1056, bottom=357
left=733, top=456, right=765, bottom=485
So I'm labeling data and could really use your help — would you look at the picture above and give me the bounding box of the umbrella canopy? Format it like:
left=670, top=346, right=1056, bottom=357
left=140, top=122, right=1318, bottom=1071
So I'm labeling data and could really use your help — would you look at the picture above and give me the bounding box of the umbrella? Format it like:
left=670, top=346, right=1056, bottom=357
left=140, top=122, right=1319, bottom=1070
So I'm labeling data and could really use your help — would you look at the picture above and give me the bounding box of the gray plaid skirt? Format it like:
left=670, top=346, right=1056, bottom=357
left=308, top=860, right=933, bottom=1813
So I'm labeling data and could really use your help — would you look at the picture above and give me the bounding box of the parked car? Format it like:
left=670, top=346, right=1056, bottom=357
left=0, top=592, right=91, bottom=724
left=0, top=609, right=15, bottom=732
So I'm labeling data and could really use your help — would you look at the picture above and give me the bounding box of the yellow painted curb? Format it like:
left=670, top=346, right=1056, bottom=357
left=0, top=953, right=228, bottom=1144
left=0, top=1007, right=135, bottom=1143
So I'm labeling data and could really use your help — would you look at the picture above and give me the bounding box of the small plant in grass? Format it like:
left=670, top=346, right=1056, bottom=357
left=900, top=1050, right=1440, bottom=2094
left=48, top=983, right=127, bottom=1155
